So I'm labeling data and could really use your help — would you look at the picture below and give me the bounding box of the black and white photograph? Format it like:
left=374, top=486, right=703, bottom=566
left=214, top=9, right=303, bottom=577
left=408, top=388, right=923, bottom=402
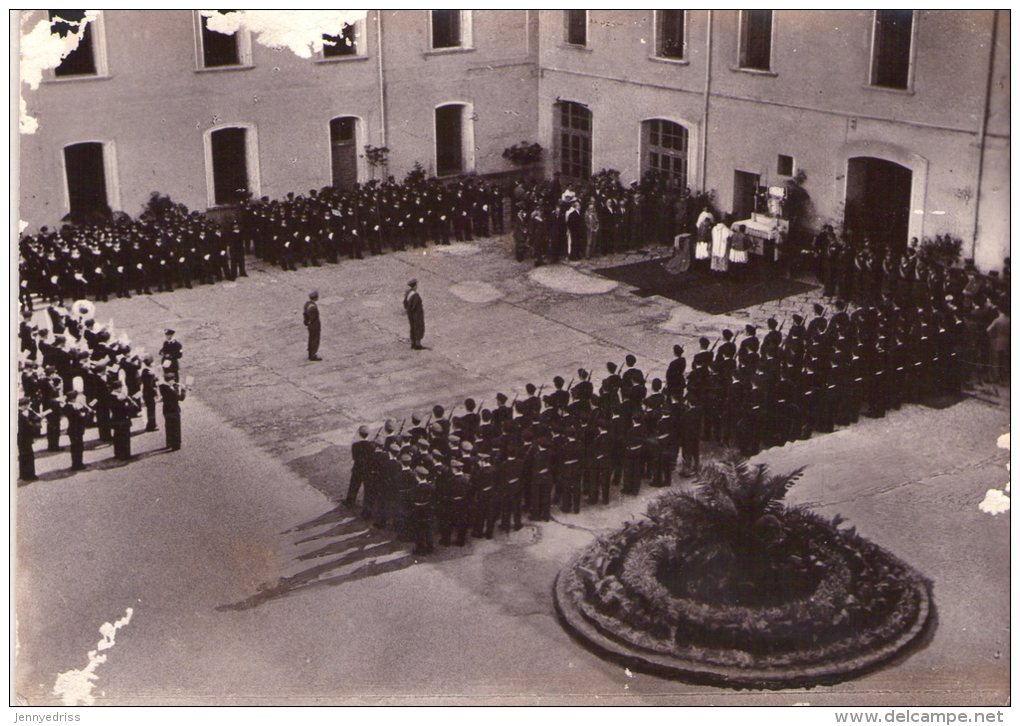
left=11, top=8, right=1011, bottom=715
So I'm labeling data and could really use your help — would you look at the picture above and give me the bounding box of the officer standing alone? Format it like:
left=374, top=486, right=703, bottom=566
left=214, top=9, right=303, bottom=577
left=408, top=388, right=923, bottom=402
left=304, top=290, right=322, bottom=361
left=403, top=279, right=425, bottom=350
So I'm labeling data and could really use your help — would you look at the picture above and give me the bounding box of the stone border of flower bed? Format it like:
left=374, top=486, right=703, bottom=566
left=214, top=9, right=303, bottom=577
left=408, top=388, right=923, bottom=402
left=554, top=545, right=933, bottom=690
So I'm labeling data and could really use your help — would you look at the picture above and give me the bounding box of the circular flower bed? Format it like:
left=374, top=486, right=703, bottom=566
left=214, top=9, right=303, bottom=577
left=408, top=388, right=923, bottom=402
left=555, top=453, right=932, bottom=689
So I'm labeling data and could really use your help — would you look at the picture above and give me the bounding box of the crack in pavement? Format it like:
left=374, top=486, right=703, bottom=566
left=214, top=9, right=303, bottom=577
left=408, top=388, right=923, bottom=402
left=803, top=450, right=1007, bottom=508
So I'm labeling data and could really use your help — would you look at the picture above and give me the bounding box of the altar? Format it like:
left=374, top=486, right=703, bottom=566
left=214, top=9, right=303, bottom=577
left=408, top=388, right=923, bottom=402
left=733, top=186, right=790, bottom=261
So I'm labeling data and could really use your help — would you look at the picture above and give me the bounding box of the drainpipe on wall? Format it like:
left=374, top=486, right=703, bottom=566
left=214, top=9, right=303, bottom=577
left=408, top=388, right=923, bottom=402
left=700, top=10, right=713, bottom=192
left=971, top=9, right=999, bottom=262
left=376, top=10, right=388, bottom=147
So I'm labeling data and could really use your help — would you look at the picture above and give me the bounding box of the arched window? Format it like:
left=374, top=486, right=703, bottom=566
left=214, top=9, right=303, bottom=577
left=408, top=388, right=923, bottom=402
left=641, top=119, right=689, bottom=188
left=329, top=116, right=360, bottom=189
left=555, top=101, right=592, bottom=180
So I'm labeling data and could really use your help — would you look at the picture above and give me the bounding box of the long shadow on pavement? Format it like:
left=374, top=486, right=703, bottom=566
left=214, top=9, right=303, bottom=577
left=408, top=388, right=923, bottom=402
left=18, top=447, right=173, bottom=487
left=216, top=505, right=417, bottom=612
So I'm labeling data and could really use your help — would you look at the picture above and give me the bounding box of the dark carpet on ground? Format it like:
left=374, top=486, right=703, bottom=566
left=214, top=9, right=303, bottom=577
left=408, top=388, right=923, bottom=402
left=594, top=256, right=818, bottom=314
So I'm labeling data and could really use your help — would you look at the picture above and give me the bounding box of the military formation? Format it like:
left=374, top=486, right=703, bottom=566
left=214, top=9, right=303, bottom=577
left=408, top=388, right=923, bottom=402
left=17, top=175, right=508, bottom=306
left=346, top=260, right=1007, bottom=556
left=17, top=169, right=694, bottom=306
left=18, top=196, right=240, bottom=309
left=814, top=229, right=1010, bottom=381
left=237, top=175, right=505, bottom=268
left=17, top=303, right=187, bottom=481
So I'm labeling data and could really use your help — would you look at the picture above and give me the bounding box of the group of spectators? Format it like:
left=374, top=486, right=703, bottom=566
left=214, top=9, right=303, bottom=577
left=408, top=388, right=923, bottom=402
left=17, top=304, right=187, bottom=481
left=508, top=169, right=698, bottom=264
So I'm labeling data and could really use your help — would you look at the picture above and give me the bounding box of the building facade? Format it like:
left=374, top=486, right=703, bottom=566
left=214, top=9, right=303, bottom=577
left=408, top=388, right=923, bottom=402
left=19, top=10, right=1009, bottom=270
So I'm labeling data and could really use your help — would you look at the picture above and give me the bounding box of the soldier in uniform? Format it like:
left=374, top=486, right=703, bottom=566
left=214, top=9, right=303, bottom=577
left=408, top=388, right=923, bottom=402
left=498, top=443, right=525, bottom=532
left=158, top=371, right=186, bottom=451
left=228, top=221, right=247, bottom=279
left=403, top=279, right=426, bottom=350
left=41, top=366, right=64, bottom=452
left=160, top=328, right=183, bottom=377
left=411, top=467, right=436, bottom=556
left=470, top=453, right=498, bottom=539
left=18, top=397, right=41, bottom=481
left=64, top=392, right=94, bottom=471
left=140, top=355, right=159, bottom=432
left=557, top=429, right=584, bottom=513
left=345, top=425, right=374, bottom=508
left=679, top=399, right=701, bottom=476
left=304, top=291, right=322, bottom=361
left=109, top=380, right=141, bottom=461
left=527, top=436, right=554, bottom=521
left=448, top=458, right=472, bottom=546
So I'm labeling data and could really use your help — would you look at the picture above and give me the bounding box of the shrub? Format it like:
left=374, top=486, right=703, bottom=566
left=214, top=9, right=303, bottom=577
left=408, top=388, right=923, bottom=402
left=502, top=141, right=543, bottom=166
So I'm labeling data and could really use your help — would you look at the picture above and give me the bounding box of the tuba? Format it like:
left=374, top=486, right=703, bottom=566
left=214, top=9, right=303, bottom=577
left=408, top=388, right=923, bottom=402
left=72, top=299, right=96, bottom=320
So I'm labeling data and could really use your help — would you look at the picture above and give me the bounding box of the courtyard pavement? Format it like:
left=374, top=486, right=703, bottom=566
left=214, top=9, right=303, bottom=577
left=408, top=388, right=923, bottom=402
left=14, top=236, right=1010, bottom=705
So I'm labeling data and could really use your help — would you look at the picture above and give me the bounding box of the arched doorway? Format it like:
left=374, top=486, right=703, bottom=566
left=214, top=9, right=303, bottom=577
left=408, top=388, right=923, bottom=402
left=63, top=141, right=110, bottom=223
left=845, top=157, right=913, bottom=250
left=434, top=102, right=474, bottom=177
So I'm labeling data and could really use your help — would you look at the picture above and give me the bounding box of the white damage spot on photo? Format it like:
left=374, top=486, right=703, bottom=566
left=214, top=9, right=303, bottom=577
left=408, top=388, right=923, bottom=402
left=52, top=608, right=134, bottom=706
left=19, top=10, right=99, bottom=134
left=200, top=10, right=368, bottom=59
left=528, top=265, right=618, bottom=295
left=978, top=432, right=1010, bottom=515
left=449, top=281, right=503, bottom=304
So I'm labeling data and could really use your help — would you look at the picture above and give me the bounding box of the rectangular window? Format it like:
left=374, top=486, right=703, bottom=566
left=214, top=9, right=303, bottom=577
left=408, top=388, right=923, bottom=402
left=201, top=10, right=241, bottom=68
left=210, top=128, right=249, bottom=205
left=323, top=22, right=358, bottom=57
left=871, top=10, right=913, bottom=89
left=739, top=9, right=773, bottom=71
left=49, top=11, right=97, bottom=76
left=431, top=10, right=462, bottom=49
left=565, top=10, right=587, bottom=46
left=777, top=154, right=794, bottom=177
left=435, top=105, right=464, bottom=176
left=656, top=10, right=685, bottom=59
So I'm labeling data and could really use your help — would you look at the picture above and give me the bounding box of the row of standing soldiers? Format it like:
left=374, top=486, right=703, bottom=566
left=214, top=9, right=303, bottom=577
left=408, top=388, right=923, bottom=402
left=17, top=310, right=186, bottom=481
left=18, top=174, right=509, bottom=305
left=344, top=362, right=688, bottom=556
left=677, top=296, right=969, bottom=458
left=237, top=176, right=505, bottom=269
left=345, top=289, right=980, bottom=556
left=19, top=202, right=247, bottom=308
left=814, top=228, right=1010, bottom=311
left=19, top=170, right=693, bottom=307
